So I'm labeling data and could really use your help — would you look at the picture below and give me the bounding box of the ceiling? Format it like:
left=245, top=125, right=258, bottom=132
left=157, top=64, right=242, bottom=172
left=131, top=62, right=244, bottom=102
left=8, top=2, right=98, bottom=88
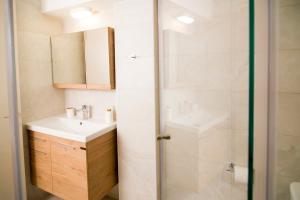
left=41, top=0, right=120, bottom=19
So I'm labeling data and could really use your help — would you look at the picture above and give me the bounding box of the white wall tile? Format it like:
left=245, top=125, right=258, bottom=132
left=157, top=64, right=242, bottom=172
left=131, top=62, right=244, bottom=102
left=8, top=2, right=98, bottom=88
left=279, top=0, right=300, bottom=6
left=115, top=24, right=155, bottom=58
left=276, top=135, right=300, bottom=178
left=278, top=50, right=300, bottom=93
left=115, top=0, right=158, bottom=199
left=17, top=9, right=65, bottom=125
left=65, top=90, right=115, bottom=121
left=279, top=4, right=300, bottom=49
left=116, top=57, right=155, bottom=90
left=277, top=93, right=300, bottom=137
left=114, top=0, right=154, bottom=27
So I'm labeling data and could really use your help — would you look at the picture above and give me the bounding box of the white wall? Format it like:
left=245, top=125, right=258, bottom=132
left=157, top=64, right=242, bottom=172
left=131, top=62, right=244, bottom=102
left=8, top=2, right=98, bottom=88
left=65, top=90, right=115, bottom=120
left=114, top=0, right=159, bottom=199
left=16, top=0, right=65, bottom=124
left=63, top=9, right=115, bottom=33
left=41, top=0, right=94, bottom=12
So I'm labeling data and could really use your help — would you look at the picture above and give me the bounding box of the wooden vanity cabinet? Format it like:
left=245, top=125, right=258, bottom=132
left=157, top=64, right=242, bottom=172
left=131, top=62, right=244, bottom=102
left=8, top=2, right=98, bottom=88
left=28, top=130, right=118, bottom=200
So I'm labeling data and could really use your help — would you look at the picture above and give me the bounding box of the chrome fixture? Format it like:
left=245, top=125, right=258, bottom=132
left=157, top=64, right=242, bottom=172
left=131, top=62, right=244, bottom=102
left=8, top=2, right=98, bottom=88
left=77, top=105, right=91, bottom=120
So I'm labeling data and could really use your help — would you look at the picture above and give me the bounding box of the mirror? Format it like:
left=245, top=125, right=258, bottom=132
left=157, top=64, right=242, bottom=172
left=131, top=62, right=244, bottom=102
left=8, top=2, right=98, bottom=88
left=51, top=32, right=86, bottom=87
left=84, top=28, right=115, bottom=90
left=50, top=27, right=115, bottom=90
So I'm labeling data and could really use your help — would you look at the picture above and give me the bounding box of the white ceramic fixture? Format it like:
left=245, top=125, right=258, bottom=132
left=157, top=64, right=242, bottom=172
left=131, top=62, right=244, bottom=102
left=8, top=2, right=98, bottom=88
left=166, top=111, right=228, bottom=136
left=70, top=7, right=92, bottom=19
left=291, top=182, right=300, bottom=200
left=177, top=15, right=194, bottom=24
left=26, top=115, right=116, bottom=142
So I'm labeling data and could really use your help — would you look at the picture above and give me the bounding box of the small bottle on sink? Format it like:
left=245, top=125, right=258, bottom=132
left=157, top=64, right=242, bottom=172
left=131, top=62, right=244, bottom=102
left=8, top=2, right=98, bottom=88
left=105, top=107, right=114, bottom=123
left=66, top=107, right=75, bottom=118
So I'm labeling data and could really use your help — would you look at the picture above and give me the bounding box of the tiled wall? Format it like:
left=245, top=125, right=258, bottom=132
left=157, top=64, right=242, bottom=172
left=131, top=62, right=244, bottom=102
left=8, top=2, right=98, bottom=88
left=65, top=89, right=115, bottom=121
left=15, top=0, right=65, bottom=199
left=114, top=0, right=159, bottom=199
left=276, top=0, right=300, bottom=199
left=16, top=0, right=65, bottom=124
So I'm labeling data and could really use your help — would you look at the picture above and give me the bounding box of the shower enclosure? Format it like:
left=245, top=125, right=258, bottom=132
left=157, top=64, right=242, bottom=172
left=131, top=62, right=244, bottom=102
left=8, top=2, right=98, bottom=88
left=158, top=0, right=254, bottom=199
left=268, top=0, right=300, bottom=199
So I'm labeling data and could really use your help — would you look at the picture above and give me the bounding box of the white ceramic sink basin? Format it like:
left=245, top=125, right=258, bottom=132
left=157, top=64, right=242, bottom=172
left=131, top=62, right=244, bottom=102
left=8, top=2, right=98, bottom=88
left=166, top=111, right=228, bottom=136
left=26, top=115, right=116, bottom=142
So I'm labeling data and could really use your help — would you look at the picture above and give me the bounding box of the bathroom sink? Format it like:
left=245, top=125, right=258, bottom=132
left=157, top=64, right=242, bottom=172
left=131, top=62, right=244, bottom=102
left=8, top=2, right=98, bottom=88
left=166, top=111, right=228, bottom=135
left=26, top=115, right=116, bottom=142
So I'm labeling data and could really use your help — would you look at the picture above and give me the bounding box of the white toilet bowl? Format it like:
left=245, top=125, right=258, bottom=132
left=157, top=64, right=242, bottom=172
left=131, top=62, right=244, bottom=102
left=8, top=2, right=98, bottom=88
left=291, top=182, right=300, bottom=200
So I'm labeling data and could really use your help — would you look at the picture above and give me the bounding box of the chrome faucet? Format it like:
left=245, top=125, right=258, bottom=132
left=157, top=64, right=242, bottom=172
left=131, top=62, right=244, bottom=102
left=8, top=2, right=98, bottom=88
left=76, top=105, right=91, bottom=120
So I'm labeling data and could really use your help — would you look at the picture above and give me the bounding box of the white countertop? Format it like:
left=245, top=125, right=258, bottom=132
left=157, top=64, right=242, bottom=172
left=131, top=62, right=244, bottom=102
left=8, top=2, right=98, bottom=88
left=26, top=115, right=116, bottom=142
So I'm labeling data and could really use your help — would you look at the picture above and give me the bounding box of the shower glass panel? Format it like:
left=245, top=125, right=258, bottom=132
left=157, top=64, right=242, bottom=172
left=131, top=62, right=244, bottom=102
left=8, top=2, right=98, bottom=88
left=158, top=0, right=253, bottom=199
left=269, top=0, right=300, bottom=199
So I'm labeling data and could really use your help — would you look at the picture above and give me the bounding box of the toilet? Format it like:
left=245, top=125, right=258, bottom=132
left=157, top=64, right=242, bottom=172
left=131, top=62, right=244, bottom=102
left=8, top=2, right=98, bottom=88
left=290, top=182, right=300, bottom=200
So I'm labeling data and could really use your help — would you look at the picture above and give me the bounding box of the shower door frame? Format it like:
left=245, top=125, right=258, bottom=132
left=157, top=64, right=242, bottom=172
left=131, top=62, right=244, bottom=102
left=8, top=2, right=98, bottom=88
left=248, top=0, right=255, bottom=199
left=3, top=0, right=26, bottom=199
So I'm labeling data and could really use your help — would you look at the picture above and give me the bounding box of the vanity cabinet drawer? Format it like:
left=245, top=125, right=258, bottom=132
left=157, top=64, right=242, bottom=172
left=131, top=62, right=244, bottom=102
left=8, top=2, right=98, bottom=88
left=52, top=174, right=88, bottom=200
left=29, top=135, right=50, bottom=153
left=51, top=142, right=88, bottom=188
left=30, top=150, right=52, bottom=193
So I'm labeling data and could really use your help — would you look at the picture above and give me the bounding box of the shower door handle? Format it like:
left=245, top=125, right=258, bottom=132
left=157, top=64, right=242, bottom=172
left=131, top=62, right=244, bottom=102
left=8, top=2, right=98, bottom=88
left=157, top=135, right=171, bottom=141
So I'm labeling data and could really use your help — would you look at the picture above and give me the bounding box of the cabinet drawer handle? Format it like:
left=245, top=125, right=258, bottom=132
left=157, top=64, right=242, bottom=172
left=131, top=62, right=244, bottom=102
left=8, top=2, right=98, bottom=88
left=56, top=143, right=76, bottom=151
left=80, top=147, right=86, bottom=150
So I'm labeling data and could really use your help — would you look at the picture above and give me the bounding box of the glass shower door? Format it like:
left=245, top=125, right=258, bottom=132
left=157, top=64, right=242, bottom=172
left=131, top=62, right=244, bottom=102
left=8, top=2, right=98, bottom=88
left=158, top=0, right=253, bottom=199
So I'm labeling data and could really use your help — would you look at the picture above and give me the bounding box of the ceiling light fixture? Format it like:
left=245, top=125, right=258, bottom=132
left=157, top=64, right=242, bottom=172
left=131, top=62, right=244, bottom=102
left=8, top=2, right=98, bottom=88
left=177, top=16, right=194, bottom=24
left=70, top=7, right=93, bottom=19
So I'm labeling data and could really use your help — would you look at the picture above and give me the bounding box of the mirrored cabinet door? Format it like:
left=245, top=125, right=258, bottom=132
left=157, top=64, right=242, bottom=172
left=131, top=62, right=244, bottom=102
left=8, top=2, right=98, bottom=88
left=51, top=32, right=86, bottom=89
left=51, top=27, right=115, bottom=90
left=85, top=27, right=115, bottom=90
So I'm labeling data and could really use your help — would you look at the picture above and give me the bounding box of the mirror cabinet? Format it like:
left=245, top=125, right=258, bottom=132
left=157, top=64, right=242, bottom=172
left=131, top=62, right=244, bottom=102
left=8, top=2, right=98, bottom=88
left=51, top=27, right=115, bottom=90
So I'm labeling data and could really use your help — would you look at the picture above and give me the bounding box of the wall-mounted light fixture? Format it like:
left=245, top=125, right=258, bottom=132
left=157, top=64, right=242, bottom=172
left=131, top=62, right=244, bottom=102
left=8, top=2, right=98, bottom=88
left=70, top=7, right=93, bottom=19
left=177, top=16, right=194, bottom=24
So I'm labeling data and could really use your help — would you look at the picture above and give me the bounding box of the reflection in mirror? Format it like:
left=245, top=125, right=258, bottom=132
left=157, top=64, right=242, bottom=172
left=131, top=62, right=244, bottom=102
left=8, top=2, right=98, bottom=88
left=51, top=32, right=86, bottom=85
left=84, top=27, right=115, bottom=90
